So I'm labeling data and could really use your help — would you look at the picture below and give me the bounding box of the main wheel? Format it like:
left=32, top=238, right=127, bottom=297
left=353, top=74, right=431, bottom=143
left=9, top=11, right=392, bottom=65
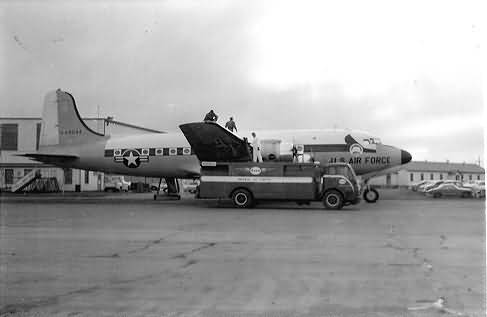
left=363, top=188, right=379, bottom=203
left=231, top=189, right=254, bottom=208
left=323, top=190, right=344, bottom=210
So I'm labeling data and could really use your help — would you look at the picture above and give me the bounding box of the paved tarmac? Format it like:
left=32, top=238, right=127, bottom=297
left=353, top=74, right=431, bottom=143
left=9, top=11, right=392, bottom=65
left=0, top=193, right=485, bottom=317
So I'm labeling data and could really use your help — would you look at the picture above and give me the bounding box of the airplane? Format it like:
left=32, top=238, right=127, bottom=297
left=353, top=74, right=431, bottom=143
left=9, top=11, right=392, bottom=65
left=21, top=89, right=412, bottom=202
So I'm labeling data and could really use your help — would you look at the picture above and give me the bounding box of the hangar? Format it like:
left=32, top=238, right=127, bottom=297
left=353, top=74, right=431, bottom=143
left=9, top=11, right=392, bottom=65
left=368, top=160, right=485, bottom=187
left=0, top=117, right=162, bottom=192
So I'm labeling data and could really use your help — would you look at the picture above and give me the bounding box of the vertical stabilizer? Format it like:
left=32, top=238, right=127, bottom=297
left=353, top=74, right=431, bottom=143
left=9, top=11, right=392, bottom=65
left=40, top=89, right=106, bottom=147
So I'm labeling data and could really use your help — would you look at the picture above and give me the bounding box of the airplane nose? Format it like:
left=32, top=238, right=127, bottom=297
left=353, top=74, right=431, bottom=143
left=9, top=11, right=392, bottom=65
left=401, top=150, right=412, bottom=164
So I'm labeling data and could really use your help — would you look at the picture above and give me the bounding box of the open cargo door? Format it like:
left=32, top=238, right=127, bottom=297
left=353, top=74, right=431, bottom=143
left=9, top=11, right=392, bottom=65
left=179, top=122, right=252, bottom=162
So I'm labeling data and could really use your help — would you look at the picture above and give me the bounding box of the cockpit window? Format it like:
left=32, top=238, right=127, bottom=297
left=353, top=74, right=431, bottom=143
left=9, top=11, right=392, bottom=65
left=362, top=137, right=382, bottom=145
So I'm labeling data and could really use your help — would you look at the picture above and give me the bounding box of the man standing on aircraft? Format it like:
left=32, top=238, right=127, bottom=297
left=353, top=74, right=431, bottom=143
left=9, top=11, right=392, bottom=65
left=251, top=132, right=263, bottom=163
left=204, top=109, right=218, bottom=122
left=225, top=117, right=237, bottom=132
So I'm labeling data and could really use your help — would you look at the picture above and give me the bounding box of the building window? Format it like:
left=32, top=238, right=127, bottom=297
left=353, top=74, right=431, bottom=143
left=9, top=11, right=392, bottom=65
left=24, top=169, right=32, bottom=176
left=0, top=124, right=18, bottom=150
left=85, top=170, right=89, bottom=184
left=5, top=169, right=14, bottom=184
left=64, top=168, right=72, bottom=184
left=36, top=123, right=42, bottom=150
left=455, top=175, right=459, bottom=180
left=468, top=175, right=472, bottom=181
left=430, top=173, right=434, bottom=180
left=440, top=174, right=443, bottom=180
left=410, top=173, right=414, bottom=182
left=478, top=175, right=481, bottom=180
left=420, top=173, right=424, bottom=181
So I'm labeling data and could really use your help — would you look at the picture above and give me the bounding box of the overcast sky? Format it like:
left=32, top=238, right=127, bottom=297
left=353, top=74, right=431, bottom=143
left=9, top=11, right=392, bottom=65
left=1, top=0, right=484, bottom=164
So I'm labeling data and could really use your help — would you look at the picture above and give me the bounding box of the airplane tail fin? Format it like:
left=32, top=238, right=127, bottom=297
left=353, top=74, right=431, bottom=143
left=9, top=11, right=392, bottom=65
left=40, top=89, right=106, bottom=147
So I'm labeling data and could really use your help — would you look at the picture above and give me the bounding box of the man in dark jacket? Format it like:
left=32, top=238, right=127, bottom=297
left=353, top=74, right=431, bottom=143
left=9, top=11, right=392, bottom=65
left=225, top=117, right=237, bottom=132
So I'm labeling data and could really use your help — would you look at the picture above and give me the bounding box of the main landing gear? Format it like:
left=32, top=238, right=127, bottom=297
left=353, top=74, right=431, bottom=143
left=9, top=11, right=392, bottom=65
left=362, top=181, right=379, bottom=203
left=363, top=187, right=379, bottom=203
left=153, top=177, right=181, bottom=200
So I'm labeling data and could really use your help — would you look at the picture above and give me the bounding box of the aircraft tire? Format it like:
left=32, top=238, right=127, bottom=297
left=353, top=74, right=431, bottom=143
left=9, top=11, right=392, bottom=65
left=323, top=190, right=344, bottom=210
left=363, top=188, right=379, bottom=203
left=231, top=188, right=254, bottom=208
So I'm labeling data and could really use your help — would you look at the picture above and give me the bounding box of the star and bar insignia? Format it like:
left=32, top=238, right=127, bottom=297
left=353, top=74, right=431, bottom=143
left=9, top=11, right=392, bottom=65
left=105, top=147, right=193, bottom=168
left=114, top=149, right=149, bottom=168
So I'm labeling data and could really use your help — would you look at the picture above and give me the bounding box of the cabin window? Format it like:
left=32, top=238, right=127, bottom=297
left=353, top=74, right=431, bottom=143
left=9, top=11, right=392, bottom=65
left=410, top=173, right=414, bottom=182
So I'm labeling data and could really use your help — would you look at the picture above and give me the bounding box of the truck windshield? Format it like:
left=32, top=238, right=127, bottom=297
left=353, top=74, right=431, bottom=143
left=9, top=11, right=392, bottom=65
left=325, top=165, right=355, bottom=180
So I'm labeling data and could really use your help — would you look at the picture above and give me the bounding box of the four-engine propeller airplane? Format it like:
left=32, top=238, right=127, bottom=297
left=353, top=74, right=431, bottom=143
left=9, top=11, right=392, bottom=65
left=21, top=89, right=412, bottom=202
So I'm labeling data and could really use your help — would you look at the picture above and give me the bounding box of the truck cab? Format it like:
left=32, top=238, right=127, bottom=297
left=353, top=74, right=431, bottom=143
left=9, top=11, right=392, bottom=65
left=198, top=161, right=360, bottom=209
left=320, top=162, right=361, bottom=209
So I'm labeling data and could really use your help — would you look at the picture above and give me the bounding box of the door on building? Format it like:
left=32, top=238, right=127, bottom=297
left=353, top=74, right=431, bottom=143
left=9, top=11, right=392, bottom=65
left=5, top=169, right=14, bottom=185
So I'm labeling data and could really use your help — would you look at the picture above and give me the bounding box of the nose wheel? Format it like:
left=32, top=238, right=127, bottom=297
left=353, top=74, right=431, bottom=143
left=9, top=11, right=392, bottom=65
left=363, top=188, right=379, bottom=203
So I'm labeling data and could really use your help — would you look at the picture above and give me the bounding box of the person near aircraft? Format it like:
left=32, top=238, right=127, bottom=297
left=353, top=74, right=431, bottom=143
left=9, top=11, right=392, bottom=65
left=251, top=132, right=263, bottom=163
left=204, top=109, right=218, bottom=122
left=225, top=117, right=237, bottom=132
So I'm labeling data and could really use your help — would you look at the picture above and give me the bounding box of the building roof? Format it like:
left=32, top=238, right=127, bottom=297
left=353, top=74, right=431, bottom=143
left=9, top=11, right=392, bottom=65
left=401, top=161, right=484, bottom=174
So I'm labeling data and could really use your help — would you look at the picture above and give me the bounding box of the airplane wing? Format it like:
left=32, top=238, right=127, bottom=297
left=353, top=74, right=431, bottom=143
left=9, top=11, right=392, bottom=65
left=17, top=153, right=79, bottom=164
left=179, top=122, right=252, bottom=162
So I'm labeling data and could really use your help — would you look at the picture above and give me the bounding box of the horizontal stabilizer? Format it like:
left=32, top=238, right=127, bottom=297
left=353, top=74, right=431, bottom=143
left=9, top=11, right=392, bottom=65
left=179, top=122, right=251, bottom=162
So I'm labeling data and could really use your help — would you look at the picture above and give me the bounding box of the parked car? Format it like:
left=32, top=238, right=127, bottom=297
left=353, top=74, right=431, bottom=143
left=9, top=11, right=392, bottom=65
left=104, top=175, right=131, bottom=192
left=426, top=183, right=472, bottom=198
left=182, top=179, right=199, bottom=194
left=150, top=182, right=168, bottom=192
left=467, top=181, right=485, bottom=198
left=410, top=181, right=430, bottom=192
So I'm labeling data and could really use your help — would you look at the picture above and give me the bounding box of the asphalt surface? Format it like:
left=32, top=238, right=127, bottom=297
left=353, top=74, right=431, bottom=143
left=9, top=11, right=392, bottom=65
left=0, top=192, right=485, bottom=317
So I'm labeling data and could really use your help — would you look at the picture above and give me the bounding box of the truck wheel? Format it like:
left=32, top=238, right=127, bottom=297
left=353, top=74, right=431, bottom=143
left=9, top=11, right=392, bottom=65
left=363, top=188, right=379, bottom=203
left=231, top=189, right=254, bottom=208
left=323, top=190, right=343, bottom=210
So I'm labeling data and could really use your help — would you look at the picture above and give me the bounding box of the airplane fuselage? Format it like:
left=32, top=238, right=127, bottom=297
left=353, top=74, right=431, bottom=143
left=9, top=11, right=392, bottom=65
left=47, top=129, right=405, bottom=178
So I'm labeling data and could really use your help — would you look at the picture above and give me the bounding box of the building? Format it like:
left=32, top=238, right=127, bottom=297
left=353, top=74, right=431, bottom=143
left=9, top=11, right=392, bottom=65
left=369, top=161, right=485, bottom=187
left=0, top=117, right=163, bottom=192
